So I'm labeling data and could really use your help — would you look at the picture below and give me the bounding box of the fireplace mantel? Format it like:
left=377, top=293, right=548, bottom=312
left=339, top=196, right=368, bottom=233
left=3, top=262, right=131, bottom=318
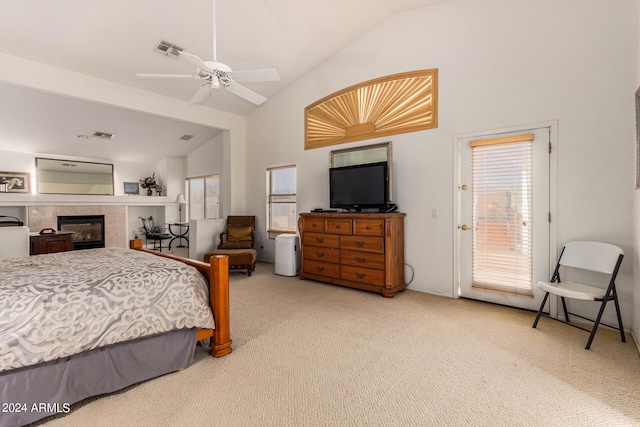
left=0, top=194, right=174, bottom=207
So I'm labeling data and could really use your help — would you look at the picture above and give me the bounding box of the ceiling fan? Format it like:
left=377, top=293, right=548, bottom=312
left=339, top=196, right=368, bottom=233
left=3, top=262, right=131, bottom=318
left=136, top=0, right=279, bottom=106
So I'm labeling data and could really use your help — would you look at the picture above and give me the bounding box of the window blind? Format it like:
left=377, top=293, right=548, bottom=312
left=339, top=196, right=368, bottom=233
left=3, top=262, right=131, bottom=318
left=267, top=165, right=297, bottom=232
left=470, top=135, right=533, bottom=296
left=187, top=174, right=219, bottom=220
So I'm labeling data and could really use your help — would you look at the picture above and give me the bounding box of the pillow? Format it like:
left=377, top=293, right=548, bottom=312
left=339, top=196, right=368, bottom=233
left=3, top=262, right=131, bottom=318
left=219, top=241, right=253, bottom=250
left=227, top=225, right=252, bottom=242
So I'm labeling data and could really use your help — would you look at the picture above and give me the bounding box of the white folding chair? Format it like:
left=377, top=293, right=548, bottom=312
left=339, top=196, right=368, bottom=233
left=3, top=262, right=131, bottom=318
left=532, top=241, right=625, bottom=349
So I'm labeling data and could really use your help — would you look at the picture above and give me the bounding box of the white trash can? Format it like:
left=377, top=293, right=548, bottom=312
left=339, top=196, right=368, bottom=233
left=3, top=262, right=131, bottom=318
left=275, top=234, right=301, bottom=276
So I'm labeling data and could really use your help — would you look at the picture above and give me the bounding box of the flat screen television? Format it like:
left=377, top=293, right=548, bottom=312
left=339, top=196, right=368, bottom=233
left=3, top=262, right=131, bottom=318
left=330, top=161, right=388, bottom=211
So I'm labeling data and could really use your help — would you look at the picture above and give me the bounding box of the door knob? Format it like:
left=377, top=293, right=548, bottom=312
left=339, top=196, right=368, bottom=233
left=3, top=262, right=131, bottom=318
left=460, top=184, right=468, bottom=190
left=460, top=224, right=470, bottom=231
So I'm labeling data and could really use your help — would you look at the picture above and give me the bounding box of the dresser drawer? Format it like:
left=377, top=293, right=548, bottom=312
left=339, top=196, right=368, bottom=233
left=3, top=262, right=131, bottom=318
left=354, top=219, right=384, bottom=236
left=305, top=247, right=340, bottom=263
left=303, top=232, right=339, bottom=249
left=303, top=259, right=340, bottom=279
left=303, top=218, right=326, bottom=232
left=341, top=250, right=385, bottom=270
left=340, top=236, right=384, bottom=253
left=327, top=219, right=352, bottom=235
left=341, top=265, right=385, bottom=286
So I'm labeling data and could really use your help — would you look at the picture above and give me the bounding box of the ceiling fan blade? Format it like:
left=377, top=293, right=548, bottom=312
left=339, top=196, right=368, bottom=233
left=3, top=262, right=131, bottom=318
left=179, top=51, right=213, bottom=72
left=136, top=73, right=200, bottom=80
left=225, top=83, right=268, bottom=105
left=190, top=84, right=212, bottom=104
left=230, top=68, right=280, bottom=83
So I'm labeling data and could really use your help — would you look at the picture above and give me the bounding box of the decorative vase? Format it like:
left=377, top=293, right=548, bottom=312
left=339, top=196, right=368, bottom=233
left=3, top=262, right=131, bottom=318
left=146, top=188, right=152, bottom=196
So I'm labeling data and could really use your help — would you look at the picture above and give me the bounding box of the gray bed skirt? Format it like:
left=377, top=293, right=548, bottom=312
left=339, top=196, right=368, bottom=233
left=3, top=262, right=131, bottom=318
left=0, top=328, right=197, bottom=427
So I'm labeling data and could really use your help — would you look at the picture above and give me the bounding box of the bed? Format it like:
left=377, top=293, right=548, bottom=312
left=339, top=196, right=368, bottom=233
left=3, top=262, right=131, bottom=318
left=0, top=240, right=231, bottom=426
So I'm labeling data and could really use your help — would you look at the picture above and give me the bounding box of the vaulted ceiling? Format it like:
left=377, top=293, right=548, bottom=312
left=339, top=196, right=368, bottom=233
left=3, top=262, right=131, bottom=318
left=0, top=0, right=450, bottom=162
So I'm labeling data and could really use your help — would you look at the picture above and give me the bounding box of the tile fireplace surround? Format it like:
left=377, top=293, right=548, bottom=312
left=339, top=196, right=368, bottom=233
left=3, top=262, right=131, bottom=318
left=28, top=206, right=126, bottom=248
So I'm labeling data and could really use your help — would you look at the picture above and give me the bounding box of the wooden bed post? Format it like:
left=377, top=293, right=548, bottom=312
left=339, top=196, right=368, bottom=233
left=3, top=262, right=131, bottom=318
left=129, top=240, right=232, bottom=358
left=208, top=255, right=232, bottom=357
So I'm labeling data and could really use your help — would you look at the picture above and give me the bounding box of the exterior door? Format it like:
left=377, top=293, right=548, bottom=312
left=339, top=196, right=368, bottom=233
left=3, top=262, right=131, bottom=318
left=458, top=127, right=550, bottom=310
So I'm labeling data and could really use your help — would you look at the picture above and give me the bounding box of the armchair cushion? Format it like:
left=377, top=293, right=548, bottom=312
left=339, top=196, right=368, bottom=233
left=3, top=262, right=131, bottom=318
left=219, top=241, right=252, bottom=250
left=227, top=225, right=253, bottom=242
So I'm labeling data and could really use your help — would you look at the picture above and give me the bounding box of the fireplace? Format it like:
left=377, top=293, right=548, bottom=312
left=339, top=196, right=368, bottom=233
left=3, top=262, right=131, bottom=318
left=57, top=215, right=105, bottom=250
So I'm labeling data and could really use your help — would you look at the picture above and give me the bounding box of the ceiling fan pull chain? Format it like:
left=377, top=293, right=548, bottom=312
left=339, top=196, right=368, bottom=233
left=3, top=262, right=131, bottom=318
left=212, top=0, right=217, bottom=61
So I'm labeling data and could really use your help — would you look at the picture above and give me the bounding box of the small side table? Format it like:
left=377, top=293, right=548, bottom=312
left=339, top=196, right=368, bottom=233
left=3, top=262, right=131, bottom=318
left=30, top=231, right=74, bottom=255
left=168, top=222, right=189, bottom=249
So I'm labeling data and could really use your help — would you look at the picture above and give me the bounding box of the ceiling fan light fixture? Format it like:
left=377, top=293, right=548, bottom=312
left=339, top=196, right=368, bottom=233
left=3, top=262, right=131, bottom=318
left=210, top=75, right=220, bottom=89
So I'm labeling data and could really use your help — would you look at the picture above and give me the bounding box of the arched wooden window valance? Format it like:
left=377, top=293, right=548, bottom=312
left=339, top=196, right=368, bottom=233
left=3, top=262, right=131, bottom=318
left=304, top=69, right=438, bottom=150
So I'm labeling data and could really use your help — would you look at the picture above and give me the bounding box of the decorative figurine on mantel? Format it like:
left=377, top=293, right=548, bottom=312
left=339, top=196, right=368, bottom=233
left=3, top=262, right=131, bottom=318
left=155, top=184, right=163, bottom=196
left=140, top=173, right=158, bottom=196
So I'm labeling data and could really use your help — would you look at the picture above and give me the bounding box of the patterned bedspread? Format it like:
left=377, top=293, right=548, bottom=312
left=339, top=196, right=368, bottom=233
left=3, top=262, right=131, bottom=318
left=0, top=248, right=215, bottom=372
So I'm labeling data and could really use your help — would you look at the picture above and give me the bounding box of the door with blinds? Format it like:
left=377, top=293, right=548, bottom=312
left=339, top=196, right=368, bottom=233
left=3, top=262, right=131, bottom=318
left=458, top=127, right=550, bottom=310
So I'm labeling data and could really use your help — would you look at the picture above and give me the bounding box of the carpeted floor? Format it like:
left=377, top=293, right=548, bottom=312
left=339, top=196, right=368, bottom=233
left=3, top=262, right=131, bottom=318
left=37, top=262, right=640, bottom=426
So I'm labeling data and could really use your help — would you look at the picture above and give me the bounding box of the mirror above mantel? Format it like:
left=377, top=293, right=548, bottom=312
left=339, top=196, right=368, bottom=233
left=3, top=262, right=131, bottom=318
left=36, top=157, right=114, bottom=195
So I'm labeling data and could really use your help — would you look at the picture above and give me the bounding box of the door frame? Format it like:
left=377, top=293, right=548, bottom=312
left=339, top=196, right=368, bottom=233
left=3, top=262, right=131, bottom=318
left=452, top=120, right=559, bottom=313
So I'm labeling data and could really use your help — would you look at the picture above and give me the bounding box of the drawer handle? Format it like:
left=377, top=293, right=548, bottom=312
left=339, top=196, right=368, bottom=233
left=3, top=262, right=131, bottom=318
left=315, top=266, right=325, bottom=272
left=366, top=226, right=371, bottom=230
left=315, top=237, right=324, bottom=243
left=315, top=251, right=325, bottom=258
left=355, top=257, right=366, bottom=263
left=355, top=241, right=365, bottom=247
left=312, top=223, right=317, bottom=227
left=356, top=273, right=366, bottom=279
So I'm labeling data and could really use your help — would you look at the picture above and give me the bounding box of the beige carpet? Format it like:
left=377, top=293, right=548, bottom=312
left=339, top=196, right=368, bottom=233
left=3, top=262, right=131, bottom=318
left=38, top=262, right=640, bottom=427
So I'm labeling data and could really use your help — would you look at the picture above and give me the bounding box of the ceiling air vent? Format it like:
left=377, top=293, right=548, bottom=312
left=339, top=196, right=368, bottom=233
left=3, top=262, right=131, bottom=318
left=92, top=131, right=114, bottom=140
left=155, top=40, right=183, bottom=58
left=179, top=135, right=194, bottom=141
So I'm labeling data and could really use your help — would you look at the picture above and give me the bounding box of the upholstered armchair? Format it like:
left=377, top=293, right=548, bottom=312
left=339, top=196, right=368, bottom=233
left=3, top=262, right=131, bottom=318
left=218, top=215, right=255, bottom=250
left=203, top=215, right=257, bottom=276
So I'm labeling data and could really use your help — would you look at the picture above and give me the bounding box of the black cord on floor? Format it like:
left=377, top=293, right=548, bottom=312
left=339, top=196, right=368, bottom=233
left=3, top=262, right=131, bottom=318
left=404, top=263, right=415, bottom=287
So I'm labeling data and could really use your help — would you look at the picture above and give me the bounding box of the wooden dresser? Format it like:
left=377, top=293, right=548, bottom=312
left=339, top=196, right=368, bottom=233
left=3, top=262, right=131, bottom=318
left=29, top=231, right=74, bottom=255
left=298, top=212, right=405, bottom=297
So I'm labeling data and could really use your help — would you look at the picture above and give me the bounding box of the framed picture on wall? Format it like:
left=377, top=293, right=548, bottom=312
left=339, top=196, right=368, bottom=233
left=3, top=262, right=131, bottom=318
left=636, top=86, right=640, bottom=187
left=123, top=182, right=140, bottom=195
left=0, top=172, right=29, bottom=193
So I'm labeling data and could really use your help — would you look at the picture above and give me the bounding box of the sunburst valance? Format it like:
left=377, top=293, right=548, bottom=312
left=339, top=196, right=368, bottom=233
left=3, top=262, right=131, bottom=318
left=304, top=69, right=438, bottom=150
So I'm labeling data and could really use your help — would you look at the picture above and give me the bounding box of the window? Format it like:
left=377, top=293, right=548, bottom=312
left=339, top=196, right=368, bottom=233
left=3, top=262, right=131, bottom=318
left=266, top=165, right=296, bottom=233
left=471, top=135, right=533, bottom=295
left=186, top=175, right=219, bottom=220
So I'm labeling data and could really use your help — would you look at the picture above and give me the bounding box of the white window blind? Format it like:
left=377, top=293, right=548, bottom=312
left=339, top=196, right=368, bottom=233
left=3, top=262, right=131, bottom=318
left=266, top=165, right=296, bottom=233
left=187, top=175, right=219, bottom=220
left=470, top=134, right=533, bottom=296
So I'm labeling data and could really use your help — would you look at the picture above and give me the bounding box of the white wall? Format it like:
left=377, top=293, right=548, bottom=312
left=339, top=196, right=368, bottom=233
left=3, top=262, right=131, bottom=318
left=186, top=134, right=224, bottom=179
left=632, top=1, right=640, bottom=348
left=0, top=149, right=156, bottom=196
left=185, top=133, right=226, bottom=257
left=246, top=0, right=638, bottom=327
